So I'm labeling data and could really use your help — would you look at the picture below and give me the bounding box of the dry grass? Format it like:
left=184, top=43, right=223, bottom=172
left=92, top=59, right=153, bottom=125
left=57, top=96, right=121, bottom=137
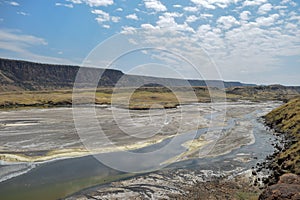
left=1, top=87, right=298, bottom=110
left=0, top=90, right=73, bottom=106
left=0, top=87, right=212, bottom=109
left=264, top=97, right=300, bottom=174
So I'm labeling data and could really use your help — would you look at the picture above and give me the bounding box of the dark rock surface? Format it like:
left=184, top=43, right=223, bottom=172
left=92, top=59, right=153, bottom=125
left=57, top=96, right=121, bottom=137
left=0, top=58, right=124, bottom=91
left=259, top=174, right=300, bottom=200
left=0, top=58, right=257, bottom=92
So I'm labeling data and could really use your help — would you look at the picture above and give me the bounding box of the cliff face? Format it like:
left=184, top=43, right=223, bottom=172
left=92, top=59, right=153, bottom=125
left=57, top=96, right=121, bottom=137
left=0, top=58, right=124, bottom=91
left=0, top=58, right=260, bottom=92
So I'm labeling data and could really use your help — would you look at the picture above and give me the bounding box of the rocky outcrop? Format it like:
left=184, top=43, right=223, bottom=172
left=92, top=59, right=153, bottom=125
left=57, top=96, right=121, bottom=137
left=0, top=58, right=124, bottom=91
left=226, top=86, right=300, bottom=102
left=260, top=98, right=300, bottom=199
left=259, top=174, right=300, bottom=200
left=264, top=97, right=300, bottom=177
left=0, top=58, right=258, bottom=92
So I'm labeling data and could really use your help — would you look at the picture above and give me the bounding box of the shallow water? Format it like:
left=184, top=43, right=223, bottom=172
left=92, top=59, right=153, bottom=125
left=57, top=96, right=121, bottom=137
left=0, top=101, right=281, bottom=200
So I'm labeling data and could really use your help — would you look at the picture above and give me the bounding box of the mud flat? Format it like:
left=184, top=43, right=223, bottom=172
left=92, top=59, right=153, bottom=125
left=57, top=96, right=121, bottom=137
left=0, top=101, right=282, bottom=200
left=0, top=104, right=211, bottom=160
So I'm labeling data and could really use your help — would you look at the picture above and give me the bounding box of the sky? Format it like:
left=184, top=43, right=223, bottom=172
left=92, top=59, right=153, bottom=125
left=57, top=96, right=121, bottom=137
left=0, top=0, right=299, bottom=85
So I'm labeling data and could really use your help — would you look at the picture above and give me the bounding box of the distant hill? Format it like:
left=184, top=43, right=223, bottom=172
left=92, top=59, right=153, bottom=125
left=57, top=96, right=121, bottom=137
left=226, top=85, right=300, bottom=102
left=0, top=58, right=124, bottom=91
left=1, top=58, right=300, bottom=109
left=0, top=58, right=258, bottom=92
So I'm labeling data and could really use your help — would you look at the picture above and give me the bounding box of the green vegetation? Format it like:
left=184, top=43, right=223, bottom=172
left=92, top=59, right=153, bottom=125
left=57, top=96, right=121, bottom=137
left=264, top=97, right=300, bottom=175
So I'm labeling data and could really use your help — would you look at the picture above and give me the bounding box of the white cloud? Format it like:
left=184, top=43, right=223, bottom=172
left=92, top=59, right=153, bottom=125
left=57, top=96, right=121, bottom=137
left=91, top=9, right=120, bottom=23
left=86, top=0, right=113, bottom=7
left=256, top=14, right=280, bottom=26
left=156, top=15, right=176, bottom=27
left=197, top=24, right=212, bottom=33
left=92, top=9, right=110, bottom=23
left=290, top=1, right=297, bottom=6
left=0, top=29, right=63, bottom=61
left=281, top=0, right=290, bottom=4
left=91, top=9, right=107, bottom=15
left=143, top=0, right=167, bottom=12
left=217, top=15, right=240, bottom=29
left=163, top=12, right=182, bottom=18
left=126, top=13, right=139, bottom=20
left=156, top=13, right=194, bottom=32
left=102, top=24, right=110, bottom=29
left=274, top=5, right=287, bottom=9
left=240, top=10, right=251, bottom=21
left=116, top=7, right=123, bottom=11
left=173, top=4, right=182, bottom=8
left=183, top=6, right=198, bottom=12
left=67, top=0, right=113, bottom=7
left=121, top=26, right=137, bottom=34
left=55, top=3, right=74, bottom=8
left=243, top=0, right=267, bottom=7
left=281, top=0, right=297, bottom=7
left=285, top=23, right=297, bottom=30
left=111, top=16, right=120, bottom=23
left=190, top=0, right=241, bottom=10
left=220, top=22, right=300, bottom=78
left=17, top=11, right=29, bottom=16
left=200, top=13, right=213, bottom=18
left=7, top=1, right=19, bottom=6
left=123, top=13, right=194, bottom=34
left=215, top=2, right=228, bottom=8
left=67, top=0, right=82, bottom=3
left=290, top=15, right=300, bottom=22
left=186, top=15, right=198, bottom=23
left=0, top=29, right=79, bottom=64
left=258, top=3, right=272, bottom=14
left=140, top=23, right=159, bottom=30
left=191, top=0, right=216, bottom=9
left=0, top=29, right=47, bottom=46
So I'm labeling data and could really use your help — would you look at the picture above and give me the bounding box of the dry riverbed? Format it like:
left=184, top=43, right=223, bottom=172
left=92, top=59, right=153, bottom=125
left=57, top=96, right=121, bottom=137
left=0, top=101, right=282, bottom=200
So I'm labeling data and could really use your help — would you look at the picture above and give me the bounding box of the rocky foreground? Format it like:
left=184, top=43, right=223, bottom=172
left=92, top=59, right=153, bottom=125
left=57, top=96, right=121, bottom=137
left=65, top=168, right=261, bottom=200
left=259, top=97, right=300, bottom=199
left=259, top=173, right=300, bottom=200
left=263, top=97, right=300, bottom=177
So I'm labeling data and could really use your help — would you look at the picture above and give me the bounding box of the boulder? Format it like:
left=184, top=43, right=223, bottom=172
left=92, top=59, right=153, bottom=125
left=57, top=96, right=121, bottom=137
left=259, top=174, right=300, bottom=200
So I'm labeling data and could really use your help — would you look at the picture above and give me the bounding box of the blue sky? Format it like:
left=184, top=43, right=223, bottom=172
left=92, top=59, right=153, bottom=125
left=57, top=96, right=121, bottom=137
left=0, top=0, right=299, bottom=85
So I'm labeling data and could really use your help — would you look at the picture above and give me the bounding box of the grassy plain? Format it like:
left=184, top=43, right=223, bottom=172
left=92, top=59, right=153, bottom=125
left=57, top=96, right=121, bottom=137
left=4, top=85, right=297, bottom=110
left=0, top=87, right=227, bottom=110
